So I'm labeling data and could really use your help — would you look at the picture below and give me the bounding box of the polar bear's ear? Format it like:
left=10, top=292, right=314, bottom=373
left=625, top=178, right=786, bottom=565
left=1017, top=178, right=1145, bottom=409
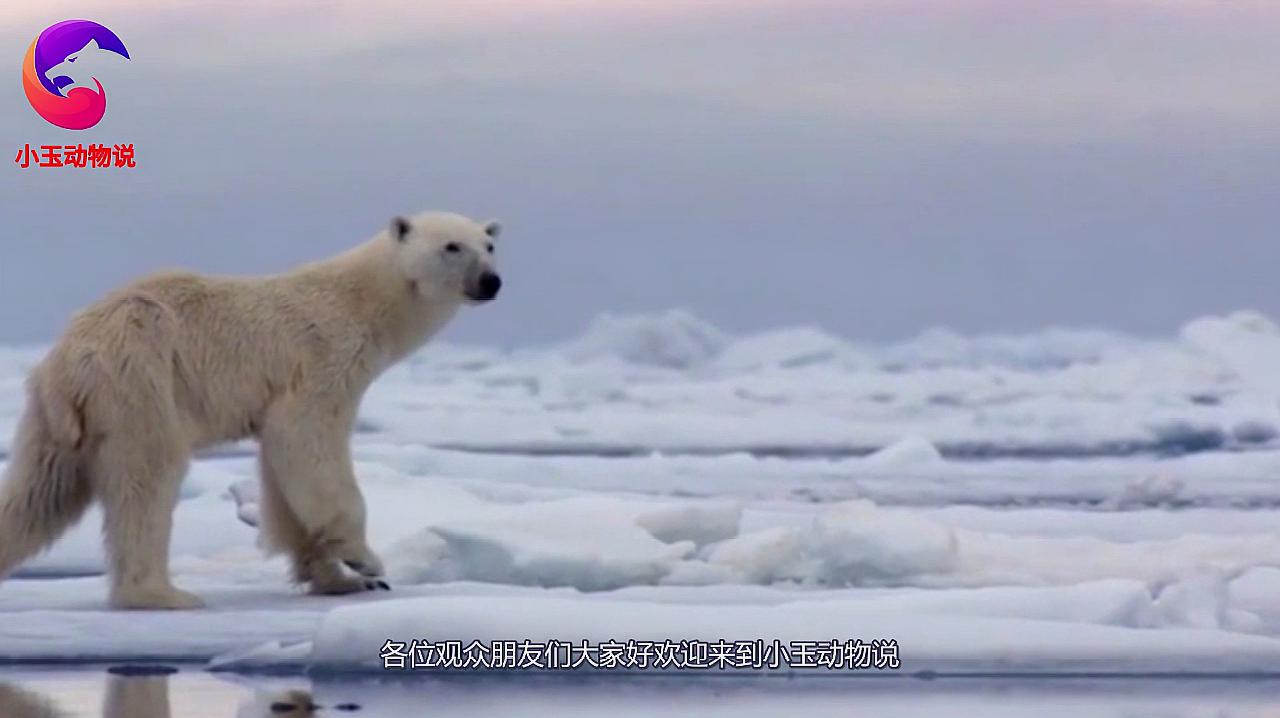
left=483, top=220, right=502, bottom=239
left=390, top=216, right=412, bottom=242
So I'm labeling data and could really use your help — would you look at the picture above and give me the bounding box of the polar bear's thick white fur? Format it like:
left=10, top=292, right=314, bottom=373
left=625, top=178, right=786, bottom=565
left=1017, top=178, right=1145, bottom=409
left=0, top=211, right=503, bottom=609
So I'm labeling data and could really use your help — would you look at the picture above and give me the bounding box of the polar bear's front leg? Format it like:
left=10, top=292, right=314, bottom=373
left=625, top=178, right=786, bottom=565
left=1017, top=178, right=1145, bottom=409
left=258, top=399, right=387, bottom=594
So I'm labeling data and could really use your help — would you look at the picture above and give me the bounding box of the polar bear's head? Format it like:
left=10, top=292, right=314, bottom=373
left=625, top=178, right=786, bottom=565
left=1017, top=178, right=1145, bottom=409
left=388, top=212, right=502, bottom=304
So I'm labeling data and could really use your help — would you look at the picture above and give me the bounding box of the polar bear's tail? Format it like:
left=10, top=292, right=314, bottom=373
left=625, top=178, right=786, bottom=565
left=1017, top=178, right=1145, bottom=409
left=0, top=373, right=93, bottom=581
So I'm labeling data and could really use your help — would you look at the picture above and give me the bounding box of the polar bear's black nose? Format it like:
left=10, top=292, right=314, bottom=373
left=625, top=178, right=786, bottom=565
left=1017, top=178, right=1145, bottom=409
left=475, top=272, right=502, bottom=300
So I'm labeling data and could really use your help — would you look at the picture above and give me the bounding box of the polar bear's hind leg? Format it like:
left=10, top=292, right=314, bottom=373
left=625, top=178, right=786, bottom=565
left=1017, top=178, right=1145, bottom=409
left=95, top=419, right=203, bottom=610
left=79, top=294, right=204, bottom=610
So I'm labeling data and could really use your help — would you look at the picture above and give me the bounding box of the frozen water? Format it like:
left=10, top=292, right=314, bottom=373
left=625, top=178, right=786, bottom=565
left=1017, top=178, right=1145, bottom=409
left=2, top=310, right=1280, bottom=676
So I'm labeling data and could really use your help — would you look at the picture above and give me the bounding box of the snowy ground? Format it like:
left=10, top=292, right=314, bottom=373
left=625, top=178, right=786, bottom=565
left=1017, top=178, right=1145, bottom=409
left=3, top=310, right=1280, bottom=675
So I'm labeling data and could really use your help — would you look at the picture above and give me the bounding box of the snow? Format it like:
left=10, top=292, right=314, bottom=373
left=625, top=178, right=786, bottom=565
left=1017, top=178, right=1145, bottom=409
left=3, top=309, right=1280, bottom=675
left=338, top=308, right=1280, bottom=460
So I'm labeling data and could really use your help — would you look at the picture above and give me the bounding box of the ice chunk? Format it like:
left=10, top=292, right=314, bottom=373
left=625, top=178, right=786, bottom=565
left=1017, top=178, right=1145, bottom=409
left=705, top=501, right=958, bottom=587
left=383, top=497, right=741, bottom=591
left=1104, top=473, right=1185, bottom=509
left=562, top=310, right=728, bottom=368
left=1180, top=310, right=1280, bottom=393
left=714, top=326, right=859, bottom=370
left=808, top=500, right=959, bottom=584
left=704, top=527, right=805, bottom=584
left=862, top=436, right=945, bottom=468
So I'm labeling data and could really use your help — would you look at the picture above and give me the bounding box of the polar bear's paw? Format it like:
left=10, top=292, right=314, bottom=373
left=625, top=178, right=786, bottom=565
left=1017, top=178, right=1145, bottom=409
left=110, top=585, right=206, bottom=611
left=335, top=543, right=385, bottom=578
left=342, top=557, right=385, bottom=578
left=309, top=574, right=392, bottom=596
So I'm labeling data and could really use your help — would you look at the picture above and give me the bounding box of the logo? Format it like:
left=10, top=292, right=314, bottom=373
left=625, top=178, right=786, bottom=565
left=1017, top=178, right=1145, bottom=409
left=22, top=20, right=129, bottom=130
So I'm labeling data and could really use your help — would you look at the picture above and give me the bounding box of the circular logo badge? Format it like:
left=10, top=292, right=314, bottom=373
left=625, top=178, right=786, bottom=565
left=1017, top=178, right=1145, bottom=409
left=22, top=20, right=130, bottom=130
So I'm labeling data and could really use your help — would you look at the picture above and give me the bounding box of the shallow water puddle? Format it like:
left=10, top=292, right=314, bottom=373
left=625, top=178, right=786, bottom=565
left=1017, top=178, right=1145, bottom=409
left=2, top=668, right=1280, bottom=717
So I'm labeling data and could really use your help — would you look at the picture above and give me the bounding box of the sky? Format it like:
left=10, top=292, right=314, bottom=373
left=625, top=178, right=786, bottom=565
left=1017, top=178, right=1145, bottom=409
left=2, top=0, right=1279, bottom=346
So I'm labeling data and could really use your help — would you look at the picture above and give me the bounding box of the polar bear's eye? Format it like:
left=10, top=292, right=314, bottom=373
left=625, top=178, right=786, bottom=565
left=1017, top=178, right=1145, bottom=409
left=485, top=243, right=494, bottom=254
left=444, top=243, right=461, bottom=253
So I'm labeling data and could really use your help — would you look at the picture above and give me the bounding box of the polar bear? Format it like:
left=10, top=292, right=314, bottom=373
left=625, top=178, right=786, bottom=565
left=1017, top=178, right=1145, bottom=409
left=0, top=211, right=503, bottom=609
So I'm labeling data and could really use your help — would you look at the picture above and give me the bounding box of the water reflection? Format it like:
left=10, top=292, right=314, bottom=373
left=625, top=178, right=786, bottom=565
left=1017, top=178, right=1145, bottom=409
left=0, top=671, right=323, bottom=718
left=103, top=675, right=171, bottom=718
left=2, top=669, right=1280, bottom=717
left=0, top=681, right=68, bottom=718
left=237, top=688, right=324, bottom=717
